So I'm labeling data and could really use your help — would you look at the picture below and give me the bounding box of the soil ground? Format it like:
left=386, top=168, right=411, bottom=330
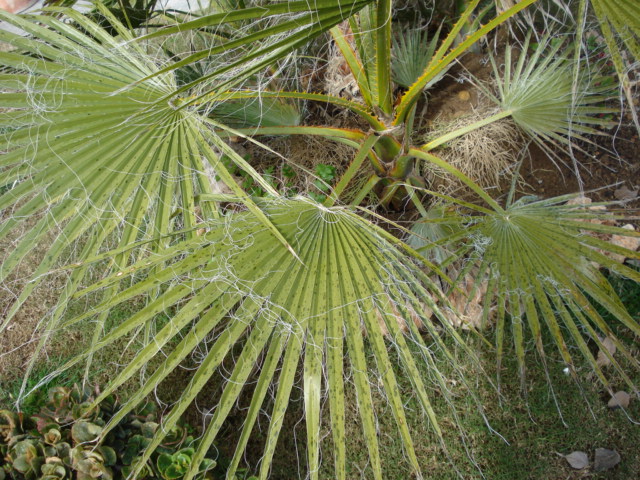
left=421, top=53, right=640, bottom=207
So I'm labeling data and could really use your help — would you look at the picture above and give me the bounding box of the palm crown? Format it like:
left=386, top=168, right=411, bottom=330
left=1, top=1, right=639, bottom=479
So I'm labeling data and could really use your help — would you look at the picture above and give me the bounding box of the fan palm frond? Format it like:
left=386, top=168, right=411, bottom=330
left=47, top=199, right=476, bottom=480
left=1, top=2, right=377, bottom=396
left=0, top=7, right=278, bottom=335
left=409, top=148, right=640, bottom=393
left=393, top=0, right=538, bottom=124
left=488, top=36, right=616, bottom=145
left=391, top=26, right=443, bottom=89
left=439, top=193, right=640, bottom=392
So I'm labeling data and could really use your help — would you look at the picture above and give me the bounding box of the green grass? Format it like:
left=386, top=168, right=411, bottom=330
left=603, top=264, right=640, bottom=321
left=0, top=300, right=145, bottom=414
left=0, top=358, right=84, bottom=415
left=439, top=337, right=639, bottom=480
left=2, top=275, right=638, bottom=479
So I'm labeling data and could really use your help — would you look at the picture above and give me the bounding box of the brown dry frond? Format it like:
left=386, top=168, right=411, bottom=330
left=324, top=44, right=361, bottom=101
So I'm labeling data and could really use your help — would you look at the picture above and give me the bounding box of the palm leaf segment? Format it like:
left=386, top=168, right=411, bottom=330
left=0, top=0, right=372, bottom=331
left=137, top=0, right=374, bottom=104
left=0, top=9, right=222, bottom=331
left=451, top=195, right=640, bottom=392
left=590, top=0, right=640, bottom=58
left=60, top=199, right=467, bottom=480
left=587, top=0, right=640, bottom=132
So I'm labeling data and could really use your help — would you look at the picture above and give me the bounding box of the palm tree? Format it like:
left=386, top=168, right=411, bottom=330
left=1, top=1, right=639, bottom=478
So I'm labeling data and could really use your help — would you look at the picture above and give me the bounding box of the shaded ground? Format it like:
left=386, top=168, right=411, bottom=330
left=154, top=321, right=640, bottom=480
left=520, top=124, right=640, bottom=204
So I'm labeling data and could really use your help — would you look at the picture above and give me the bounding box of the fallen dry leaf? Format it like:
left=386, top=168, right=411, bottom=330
left=594, top=448, right=620, bottom=472
left=614, top=185, right=639, bottom=202
left=596, top=336, right=617, bottom=368
left=566, top=196, right=592, bottom=206
left=608, top=391, right=631, bottom=409
left=565, top=451, right=589, bottom=469
left=445, top=274, right=488, bottom=330
left=373, top=301, right=429, bottom=337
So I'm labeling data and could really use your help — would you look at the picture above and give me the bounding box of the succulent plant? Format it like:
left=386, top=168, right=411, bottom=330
left=0, top=411, right=22, bottom=443
left=157, top=450, right=191, bottom=480
left=0, top=385, right=234, bottom=480
left=39, top=458, right=66, bottom=480
left=8, top=440, right=45, bottom=479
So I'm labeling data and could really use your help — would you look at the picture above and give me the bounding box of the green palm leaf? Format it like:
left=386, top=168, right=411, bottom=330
left=435, top=194, right=640, bottom=392
left=207, top=96, right=301, bottom=128
left=132, top=0, right=373, bottom=105
left=0, top=6, right=302, bottom=381
left=590, top=0, right=640, bottom=57
left=487, top=36, right=616, bottom=145
left=391, top=25, right=443, bottom=89
left=585, top=0, right=640, bottom=132
left=1, top=9, right=201, bottom=316
left=409, top=147, right=640, bottom=392
left=49, top=199, right=477, bottom=480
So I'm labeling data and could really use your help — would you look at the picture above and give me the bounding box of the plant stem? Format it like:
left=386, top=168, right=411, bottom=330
left=409, top=147, right=505, bottom=213
left=422, top=110, right=513, bottom=151
left=326, top=135, right=379, bottom=207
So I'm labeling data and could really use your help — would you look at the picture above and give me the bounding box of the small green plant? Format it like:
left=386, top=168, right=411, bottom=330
left=0, top=384, right=249, bottom=480
left=280, top=164, right=298, bottom=194
left=310, top=164, right=337, bottom=202
left=281, top=165, right=295, bottom=179
left=155, top=448, right=211, bottom=480
left=214, top=155, right=299, bottom=198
